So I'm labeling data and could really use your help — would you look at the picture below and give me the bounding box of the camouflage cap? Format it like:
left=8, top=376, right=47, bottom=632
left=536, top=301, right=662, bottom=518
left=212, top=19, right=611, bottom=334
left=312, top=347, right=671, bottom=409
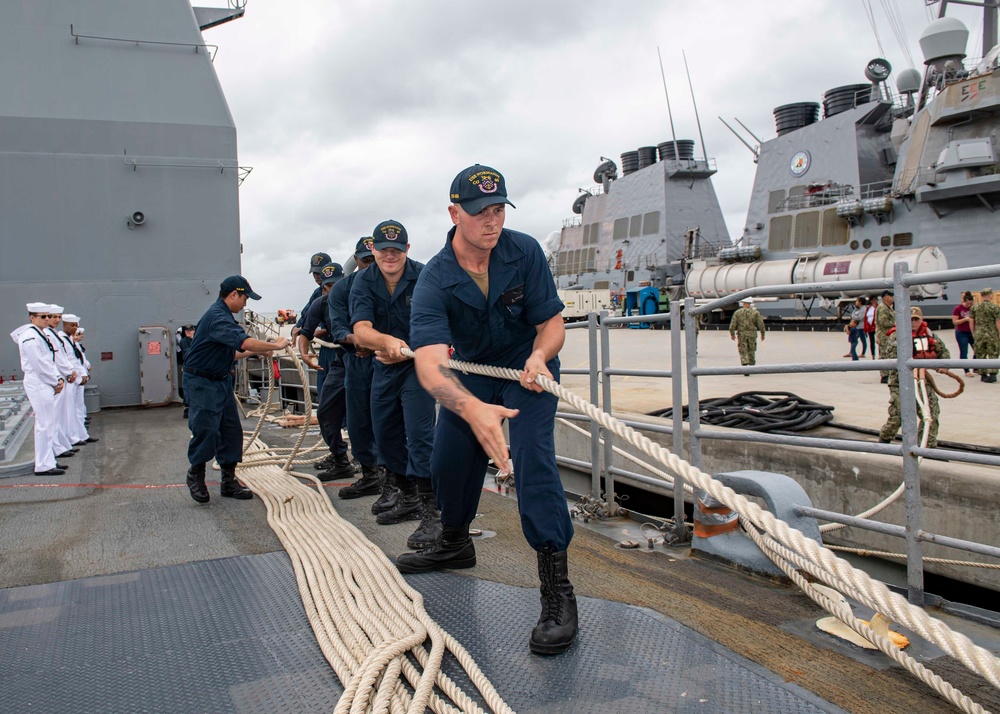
left=982, top=287, right=994, bottom=296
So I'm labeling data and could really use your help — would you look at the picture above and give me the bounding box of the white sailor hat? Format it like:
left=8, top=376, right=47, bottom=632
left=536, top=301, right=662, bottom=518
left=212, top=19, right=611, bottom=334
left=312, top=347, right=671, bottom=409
left=63, top=314, right=81, bottom=323
left=48, top=304, right=64, bottom=314
left=26, top=302, right=48, bottom=313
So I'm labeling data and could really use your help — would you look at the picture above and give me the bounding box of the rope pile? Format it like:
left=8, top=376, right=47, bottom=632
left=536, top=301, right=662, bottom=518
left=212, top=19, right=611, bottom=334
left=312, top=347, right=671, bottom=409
left=234, top=346, right=514, bottom=714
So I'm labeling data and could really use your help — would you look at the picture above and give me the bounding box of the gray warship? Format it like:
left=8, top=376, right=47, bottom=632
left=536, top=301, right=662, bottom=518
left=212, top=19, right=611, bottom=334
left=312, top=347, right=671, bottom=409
left=0, top=0, right=246, bottom=408
left=554, top=3, right=999, bottom=322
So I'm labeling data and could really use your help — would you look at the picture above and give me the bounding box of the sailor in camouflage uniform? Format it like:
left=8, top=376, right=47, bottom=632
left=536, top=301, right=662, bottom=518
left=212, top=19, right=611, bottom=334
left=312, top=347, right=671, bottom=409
left=879, top=307, right=950, bottom=448
left=970, top=287, right=1000, bottom=383
left=875, top=290, right=895, bottom=383
left=729, top=298, right=765, bottom=370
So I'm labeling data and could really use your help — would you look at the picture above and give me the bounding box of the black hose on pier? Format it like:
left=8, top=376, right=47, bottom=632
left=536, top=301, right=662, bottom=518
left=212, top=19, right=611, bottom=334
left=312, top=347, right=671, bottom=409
left=652, top=391, right=835, bottom=434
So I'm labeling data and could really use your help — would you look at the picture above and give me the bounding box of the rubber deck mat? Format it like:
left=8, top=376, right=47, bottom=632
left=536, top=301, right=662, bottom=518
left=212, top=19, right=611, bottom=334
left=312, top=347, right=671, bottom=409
left=0, top=551, right=845, bottom=713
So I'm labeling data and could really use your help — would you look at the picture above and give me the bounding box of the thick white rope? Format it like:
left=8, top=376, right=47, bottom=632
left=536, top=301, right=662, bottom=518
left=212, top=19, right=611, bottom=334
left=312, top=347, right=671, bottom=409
left=233, top=341, right=515, bottom=714
left=409, top=349, right=1000, bottom=704
left=746, top=520, right=988, bottom=714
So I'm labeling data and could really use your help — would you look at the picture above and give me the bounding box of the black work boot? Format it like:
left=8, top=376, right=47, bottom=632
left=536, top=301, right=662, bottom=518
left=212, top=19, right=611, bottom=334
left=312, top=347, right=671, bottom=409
left=529, top=546, right=578, bottom=655
left=371, top=468, right=401, bottom=515
left=318, top=453, right=355, bottom=482
left=406, top=480, right=442, bottom=549
left=338, top=464, right=382, bottom=499
left=396, top=524, right=477, bottom=573
left=186, top=463, right=210, bottom=504
left=313, top=453, right=336, bottom=470
left=376, top=475, right=420, bottom=525
left=219, top=464, right=253, bottom=500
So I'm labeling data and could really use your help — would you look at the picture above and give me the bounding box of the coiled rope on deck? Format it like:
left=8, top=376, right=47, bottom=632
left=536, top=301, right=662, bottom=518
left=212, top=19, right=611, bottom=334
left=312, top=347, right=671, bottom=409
left=397, top=348, right=1000, bottom=712
left=235, top=347, right=515, bottom=714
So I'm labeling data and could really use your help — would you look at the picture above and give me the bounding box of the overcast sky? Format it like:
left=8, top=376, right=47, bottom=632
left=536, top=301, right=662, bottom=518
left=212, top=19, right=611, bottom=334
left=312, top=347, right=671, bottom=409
left=206, top=0, right=985, bottom=312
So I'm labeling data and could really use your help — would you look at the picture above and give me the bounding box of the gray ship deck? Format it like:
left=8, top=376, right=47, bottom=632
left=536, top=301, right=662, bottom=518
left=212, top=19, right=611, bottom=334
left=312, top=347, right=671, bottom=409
left=2, top=407, right=999, bottom=713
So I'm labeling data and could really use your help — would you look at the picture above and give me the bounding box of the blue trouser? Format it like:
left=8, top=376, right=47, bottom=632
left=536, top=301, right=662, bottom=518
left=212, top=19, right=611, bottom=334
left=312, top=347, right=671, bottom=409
left=849, top=327, right=862, bottom=360
left=317, top=351, right=347, bottom=457
left=344, top=351, right=378, bottom=469
left=315, top=346, right=335, bottom=398
left=956, top=330, right=974, bottom=362
left=370, top=362, right=434, bottom=480
left=186, top=373, right=243, bottom=466
left=430, top=357, right=573, bottom=552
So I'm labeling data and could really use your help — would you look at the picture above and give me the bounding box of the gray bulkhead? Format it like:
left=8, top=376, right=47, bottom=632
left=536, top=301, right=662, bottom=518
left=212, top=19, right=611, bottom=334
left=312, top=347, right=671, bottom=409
left=0, top=0, right=242, bottom=406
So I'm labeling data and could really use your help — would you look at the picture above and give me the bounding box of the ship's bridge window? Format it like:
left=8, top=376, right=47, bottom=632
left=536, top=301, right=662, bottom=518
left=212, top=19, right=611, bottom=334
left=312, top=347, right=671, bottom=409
left=613, top=217, right=629, bottom=240
left=587, top=247, right=596, bottom=270
left=820, top=208, right=848, bottom=246
left=769, top=215, right=792, bottom=251
left=583, top=224, right=591, bottom=245
left=629, top=215, right=642, bottom=237
left=788, top=185, right=807, bottom=210
left=768, top=190, right=786, bottom=214
left=793, top=211, right=819, bottom=248
left=642, top=211, right=660, bottom=235
left=591, top=223, right=601, bottom=244
left=558, top=251, right=568, bottom=275
left=893, top=232, right=913, bottom=247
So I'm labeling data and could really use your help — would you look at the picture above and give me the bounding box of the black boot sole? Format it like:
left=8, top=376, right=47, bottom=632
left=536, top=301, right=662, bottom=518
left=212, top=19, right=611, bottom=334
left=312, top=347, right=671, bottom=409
left=376, top=507, right=422, bottom=525
left=529, top=634, right=577, bottom=655
left=339, top=482, right=382, bottom=499
left=395, top=553, right=477, bottom=574
left=221, top=490, right=253, bottom=500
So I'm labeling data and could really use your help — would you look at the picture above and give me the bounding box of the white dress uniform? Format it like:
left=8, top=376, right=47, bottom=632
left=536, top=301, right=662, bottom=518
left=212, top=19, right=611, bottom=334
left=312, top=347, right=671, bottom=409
left=45, top=306, right=77, bottom=455
left=13, top=304, right=63, bottom=473
left=58, top=314, right=90, bottom=443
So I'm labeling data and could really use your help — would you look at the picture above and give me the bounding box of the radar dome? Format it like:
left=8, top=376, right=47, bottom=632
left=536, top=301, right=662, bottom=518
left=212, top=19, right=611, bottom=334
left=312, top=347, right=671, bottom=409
left=919, top=16, right=968, bottom=64
left=896, top=68, right=922, bottom=94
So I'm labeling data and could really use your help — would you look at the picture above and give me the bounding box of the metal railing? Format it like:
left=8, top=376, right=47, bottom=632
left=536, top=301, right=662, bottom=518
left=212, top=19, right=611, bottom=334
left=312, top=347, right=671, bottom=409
left=560, top=261, right=1000, bottom=605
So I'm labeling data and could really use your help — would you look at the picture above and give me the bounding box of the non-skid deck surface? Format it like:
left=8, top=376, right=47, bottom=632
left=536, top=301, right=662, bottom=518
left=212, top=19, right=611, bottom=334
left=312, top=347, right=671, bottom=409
left=0, top=550, right=843, bottom=713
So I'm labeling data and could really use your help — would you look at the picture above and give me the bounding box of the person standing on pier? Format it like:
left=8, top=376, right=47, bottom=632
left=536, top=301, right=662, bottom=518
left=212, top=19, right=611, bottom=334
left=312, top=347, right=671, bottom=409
left=876, top=290, right=895, bottom=383
left=729, top=298, right=765, bottom=372
left=400, top=164, right=578, bottom=656
left=970, top=287, right=1000, bottom=383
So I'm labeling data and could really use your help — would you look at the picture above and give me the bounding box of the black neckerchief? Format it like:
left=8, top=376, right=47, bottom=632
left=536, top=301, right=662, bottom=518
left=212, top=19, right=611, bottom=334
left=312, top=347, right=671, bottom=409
left=59, top=332, right=84, bottom=363
left=29, top=326, right=56, bottom=359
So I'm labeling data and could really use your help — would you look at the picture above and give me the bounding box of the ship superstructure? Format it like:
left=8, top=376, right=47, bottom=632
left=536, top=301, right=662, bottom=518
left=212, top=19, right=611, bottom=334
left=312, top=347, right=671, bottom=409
left=0, top=0, right=246, bottom=406
left=557, top=4, right=1000, bottom=320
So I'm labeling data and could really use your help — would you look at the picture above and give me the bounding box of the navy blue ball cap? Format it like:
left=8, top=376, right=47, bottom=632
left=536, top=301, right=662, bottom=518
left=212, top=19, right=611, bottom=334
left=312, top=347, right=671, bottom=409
left=355, top=236, right=374, bottom=259
left=220, top=275, right=261, bottom=300
left=320, top=262, right=345, bottom=286
left=371, top=221, right=408, bottom=251
left=450, top=164, right=515, bottom=215
left=309, top=252, right=332, bottom=273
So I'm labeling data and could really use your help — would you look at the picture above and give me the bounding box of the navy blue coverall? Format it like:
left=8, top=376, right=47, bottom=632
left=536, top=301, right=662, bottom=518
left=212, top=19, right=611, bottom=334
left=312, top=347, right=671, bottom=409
left=183, top=298, right=247, bottom=468
left=298, top=286, right=333, bottom=395
left=410, top=228, right=572, bottom=551
left=349, top=258, right=434, bottom=481
left=302, top=292, right=347, bottom=459
left=328, top=270, right=379, bottom=470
